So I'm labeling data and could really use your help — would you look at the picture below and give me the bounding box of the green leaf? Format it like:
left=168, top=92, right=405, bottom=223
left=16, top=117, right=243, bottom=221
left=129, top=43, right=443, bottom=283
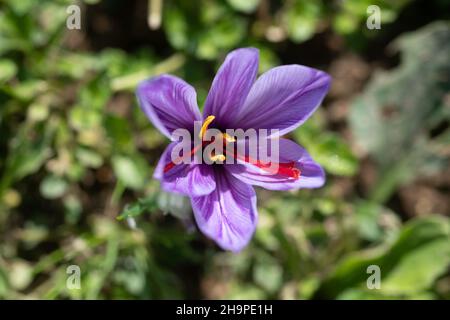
left=350, top=22, right=450, bottom=202
left=253, top=257, right=283, bottom=293
left=75, top=147, right=103, bottom=169
left=355, top=201, right=384, bottom=241
left=163, top=5, right=189, bottom=50
left=7, top=0, right=35, bottom=15
left=69, top=106, right=102, bottom=131
left=311, top=134, right=359, bottom=176
left=227, top=0, right=260, bottom=13
left=382, top=239, right=450, bottom=294
left=104, top=115, right=133, bottom=153
left=112, top=155, right=147, bottom=190
left=315, top=216, right=450, bottom=298
left=55, top=53, right=99, bottom=79
left=284, top=1, right=322, bottom=43
left=117, top=195, right=159, bottom=221
left=40, top=175, right=68, bottom=199
left=295, top=116, right=358, bottom=176
left=7, top=80, right=47, bottom=101
left=0, top=59, right=17, bottom=82
left=0, top=123, right=54, bottom=195
left=196, top=16, right=246, bottom=60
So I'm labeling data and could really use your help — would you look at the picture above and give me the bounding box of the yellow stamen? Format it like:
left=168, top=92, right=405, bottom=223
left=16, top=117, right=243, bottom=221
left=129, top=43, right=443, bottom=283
left=199, top=115, right=215, bottom=139
left=223, top=133, right=236, bottom=142
left=210, top=154, right=226, bottom=162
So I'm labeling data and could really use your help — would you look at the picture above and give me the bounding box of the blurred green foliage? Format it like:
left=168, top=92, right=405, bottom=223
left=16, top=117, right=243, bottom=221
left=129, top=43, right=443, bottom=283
left=350, top=21, right=450, bottom=203
left=0, top=0, right=449, bottom=299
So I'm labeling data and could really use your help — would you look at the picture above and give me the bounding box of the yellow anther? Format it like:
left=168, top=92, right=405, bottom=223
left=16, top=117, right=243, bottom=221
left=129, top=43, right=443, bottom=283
left=223, top=133, right=236, bottom=142
left=210, top=154, right=226, bottom=162
left=199, top=115, right=215, bottom=139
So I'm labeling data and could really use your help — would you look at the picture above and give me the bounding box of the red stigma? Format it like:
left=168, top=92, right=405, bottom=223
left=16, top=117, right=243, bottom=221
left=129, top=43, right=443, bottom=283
left=163, top=137, right=301, bottom=180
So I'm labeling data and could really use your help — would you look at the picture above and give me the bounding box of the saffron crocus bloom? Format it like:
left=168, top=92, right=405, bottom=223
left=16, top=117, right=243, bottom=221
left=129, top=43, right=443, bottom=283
left=137, top=48, right=331, bottom=252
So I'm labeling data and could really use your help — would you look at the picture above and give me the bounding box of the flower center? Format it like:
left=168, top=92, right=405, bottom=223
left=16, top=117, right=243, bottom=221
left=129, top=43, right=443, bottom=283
left=163, top=116, right=301, bottom=180
left=199, top=115, right=227, bottom=163
left=199, top=115, right=216, bottom=139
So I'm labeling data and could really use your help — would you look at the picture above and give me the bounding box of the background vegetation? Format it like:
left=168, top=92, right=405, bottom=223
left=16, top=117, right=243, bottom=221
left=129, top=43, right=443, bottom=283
left=0, top=0, right=449, bottom=299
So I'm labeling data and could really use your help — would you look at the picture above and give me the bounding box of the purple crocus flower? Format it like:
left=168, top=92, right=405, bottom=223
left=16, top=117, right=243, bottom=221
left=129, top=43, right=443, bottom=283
left=136, top=48, right=331, bottom=252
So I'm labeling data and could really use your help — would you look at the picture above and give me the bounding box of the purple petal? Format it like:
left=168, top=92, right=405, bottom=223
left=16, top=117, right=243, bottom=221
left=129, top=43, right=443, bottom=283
left=154, top=142, right=216, bottom=197
left=137, top=75, right=201, bottom=139
left=226, top=139, right=325, bottom=190
left=235, top=65, right=331, bottom=137
left=203, top=48, right=259, bottom=128
left=191, top=169, right=258, bottom=252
